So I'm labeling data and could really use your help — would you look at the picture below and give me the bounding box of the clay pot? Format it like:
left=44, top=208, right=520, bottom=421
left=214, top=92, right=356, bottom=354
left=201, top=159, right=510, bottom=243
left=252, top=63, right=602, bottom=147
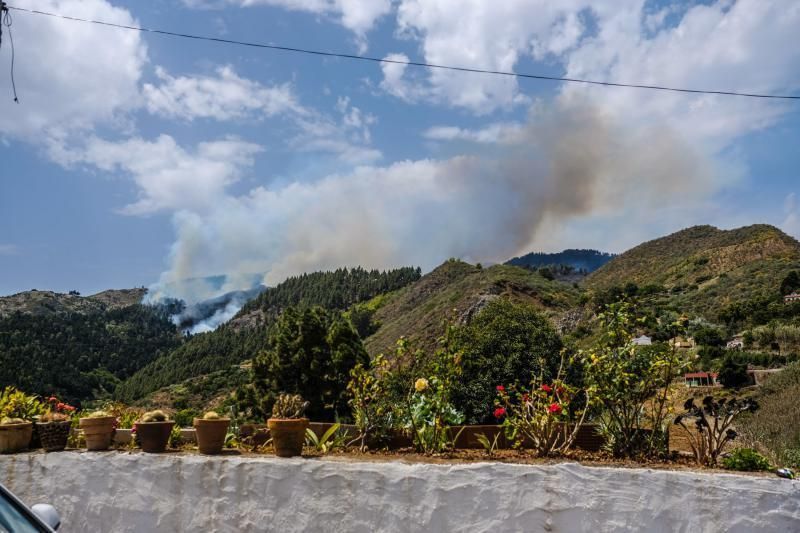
left=36, top=421, right=72, bottom=452
left=79, top=416, right=116, bottom=451
left=136, top=421, right=175, bottom=453
left=0, top=422, right=33, bottom=454
left=267, top=418, right=309, bottom=457
left=193, top=418, right=230, bottom=455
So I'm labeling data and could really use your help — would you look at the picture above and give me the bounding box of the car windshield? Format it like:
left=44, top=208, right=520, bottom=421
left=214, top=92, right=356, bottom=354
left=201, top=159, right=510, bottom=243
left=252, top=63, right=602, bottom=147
left=0, top=490, right=49, bottom=533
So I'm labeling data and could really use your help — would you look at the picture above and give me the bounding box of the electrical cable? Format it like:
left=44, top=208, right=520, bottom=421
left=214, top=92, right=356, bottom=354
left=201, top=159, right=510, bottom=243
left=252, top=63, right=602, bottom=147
left=6, top=4, right=800, bottom=101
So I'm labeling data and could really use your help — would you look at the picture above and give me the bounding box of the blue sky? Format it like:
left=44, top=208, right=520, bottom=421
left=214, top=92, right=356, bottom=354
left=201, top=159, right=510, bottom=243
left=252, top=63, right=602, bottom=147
left=0, top=0, right=798, bottom=299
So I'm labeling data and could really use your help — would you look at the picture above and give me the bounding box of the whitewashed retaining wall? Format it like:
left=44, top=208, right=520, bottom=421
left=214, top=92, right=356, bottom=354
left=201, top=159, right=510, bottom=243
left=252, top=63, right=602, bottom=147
left=1, top=453, right=798, bottom=532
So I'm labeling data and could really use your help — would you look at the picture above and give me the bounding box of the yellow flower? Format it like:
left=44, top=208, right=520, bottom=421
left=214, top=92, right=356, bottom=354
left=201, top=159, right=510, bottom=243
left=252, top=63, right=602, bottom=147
left=414, top=378, right=429, bottom=392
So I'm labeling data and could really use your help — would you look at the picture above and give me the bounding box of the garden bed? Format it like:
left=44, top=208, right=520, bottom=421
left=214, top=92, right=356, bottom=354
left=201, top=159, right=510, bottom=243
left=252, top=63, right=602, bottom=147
left=1, top=452, right=796, bottom=532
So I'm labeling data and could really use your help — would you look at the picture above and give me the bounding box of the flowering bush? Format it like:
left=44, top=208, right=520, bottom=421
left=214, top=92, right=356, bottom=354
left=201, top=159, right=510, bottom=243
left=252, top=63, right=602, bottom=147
left=347, top=355, right=396, bottom=451
left=495, top=358, right=588, bottom=456
left=40, top=396, right=76, bottom=422
left=0, top=387, right=46, bottom=421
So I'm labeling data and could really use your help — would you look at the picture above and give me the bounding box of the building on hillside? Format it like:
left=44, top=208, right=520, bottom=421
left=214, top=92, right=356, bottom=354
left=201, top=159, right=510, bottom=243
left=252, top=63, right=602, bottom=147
left=632, top=335, right=652, bottom=346
left=784, top=292, right=800, bottom=304
left=726, top=335, right=745, bottom=350
left=747, top=368, right=783, bottom=386
left=684, top=372, right=719, bottom=387
left=670, top=336, right=696, bottom=349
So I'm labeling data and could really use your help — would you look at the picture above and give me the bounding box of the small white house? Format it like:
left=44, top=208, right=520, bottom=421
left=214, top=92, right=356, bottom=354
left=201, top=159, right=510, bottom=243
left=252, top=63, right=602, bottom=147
left=726, top=335, right=744, bottom=350
left=632, top=335, right=652, bottom=346
left=785, top=292, right=800, bottom=304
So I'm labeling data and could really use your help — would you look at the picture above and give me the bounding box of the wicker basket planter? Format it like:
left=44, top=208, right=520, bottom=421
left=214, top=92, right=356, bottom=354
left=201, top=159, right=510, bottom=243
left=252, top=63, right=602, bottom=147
left=193, top=418, right=230, bottom=455
left=267, top=418, right=309, bottom=457
left=79, top=416, right=116, bottom=451
left=36, top=420, right=72, bottom=452
left=0, top=422, right=33, bottom=454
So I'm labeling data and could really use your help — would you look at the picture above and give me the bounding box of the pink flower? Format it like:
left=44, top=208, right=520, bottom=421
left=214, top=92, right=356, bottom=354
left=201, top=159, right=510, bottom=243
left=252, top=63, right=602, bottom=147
left=493, top=407, right=507, bottom=419
left=496, top=385, right=505, bottom=392
left=541, top=384, right=553, bottom=393
left=48, top=396, right=58, bottom=403
left=56, top=402, right=65, bottom=411
left=548, top=403, right=562, bottom=415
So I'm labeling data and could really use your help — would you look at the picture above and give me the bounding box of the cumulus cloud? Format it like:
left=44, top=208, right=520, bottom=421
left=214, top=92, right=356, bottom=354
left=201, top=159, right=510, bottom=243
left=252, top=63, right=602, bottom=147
left=0, top=0, right=145, bottom=144
left=155, top=98, right=713, bottom=291
left=143, top=66, right=304, bottom=121
left=423, top=122, right=524, bottom=144
left=71, top=135, right=262, bottom=215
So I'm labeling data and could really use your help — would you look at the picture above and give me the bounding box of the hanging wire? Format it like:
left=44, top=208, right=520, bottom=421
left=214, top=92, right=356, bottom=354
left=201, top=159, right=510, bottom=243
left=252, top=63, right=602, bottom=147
left=1, top=2, right=19, bottom=102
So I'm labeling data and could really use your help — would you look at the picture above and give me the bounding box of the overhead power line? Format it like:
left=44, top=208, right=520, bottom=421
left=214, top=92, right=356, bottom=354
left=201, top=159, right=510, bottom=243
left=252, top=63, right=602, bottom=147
left=7, top=4, right=800, bottom=101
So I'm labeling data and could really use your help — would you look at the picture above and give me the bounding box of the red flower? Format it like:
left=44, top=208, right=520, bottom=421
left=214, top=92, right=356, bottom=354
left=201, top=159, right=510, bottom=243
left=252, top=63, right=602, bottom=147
left=56, top=402, right=65, bottom=411
left=493, top=407, right=507, bottom=419
left=541, top=384, right=552, bottom=393
left=556, top=386, right=565, bottom=396
left=521, top=393, right=530, bottom=403
left=548, top=403, right=562, bottom=415
left=64, top=405, right=76, bottom=412
left=48, top=396, right=58, bottom=403
left=496, top=385, right=505, bottom=392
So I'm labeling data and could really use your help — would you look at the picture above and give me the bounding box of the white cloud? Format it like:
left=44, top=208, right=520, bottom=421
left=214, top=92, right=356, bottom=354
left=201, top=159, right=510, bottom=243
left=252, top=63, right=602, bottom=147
left=423, top=122, right=524, bottom=144
left=72, top=135, right=262, bottom=215
left=0, top=0, right=146, bottom=140
left=143, top=66, right=304, bottom=121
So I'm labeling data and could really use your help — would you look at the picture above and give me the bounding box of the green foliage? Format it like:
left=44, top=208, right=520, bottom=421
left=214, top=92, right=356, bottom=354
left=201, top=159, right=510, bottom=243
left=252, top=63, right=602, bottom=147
left=0, top=387, right=46, bottom=421
left=738, top=363, right=800, bottom=467
left=347, top=356, right=395, bottom=451
left=718, top=356, right=750, bottom=389
left=578, top=303, right=688, bottom=458
left=692, top=325, right=725, bottom=347
left=240, top=266, right=421, bottom=315
left=781, top=271, right=800, bottom=296
left=722, top=448, right=771, bottom=471
left=449, top=299, right=566, bottom=424
left=0, top=305, right=180, bottom=404
left=305, top=423, right=348, bottom=453
left=506, top=249, right=615, bottom=272
left=398, top=326, right=464, bottom=454
left=239, top=307, right=368, bottom=422
left=271, top=393, right=309, bottom=419
left=174, top=409, right=199, bottom=427
left=475, top=432, right=501, bottom=457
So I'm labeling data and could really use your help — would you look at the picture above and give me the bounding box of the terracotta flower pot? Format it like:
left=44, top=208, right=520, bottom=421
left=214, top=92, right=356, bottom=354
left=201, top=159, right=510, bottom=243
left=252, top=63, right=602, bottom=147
left=267, top=418, right=309, bottom=457
left=36, top=421, right=72, bottom=452
left=193, top=418, right=230, bottom=455
left=136, top=421, right=175, bottom=453
left=79, top=416, right=116, bottom=451
left=0, top=422, right=33, bottom=454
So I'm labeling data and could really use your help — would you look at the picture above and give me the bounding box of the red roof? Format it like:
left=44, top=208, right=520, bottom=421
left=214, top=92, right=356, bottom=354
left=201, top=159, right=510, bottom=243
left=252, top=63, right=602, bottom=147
left=684, top=372, right=718, bottom=379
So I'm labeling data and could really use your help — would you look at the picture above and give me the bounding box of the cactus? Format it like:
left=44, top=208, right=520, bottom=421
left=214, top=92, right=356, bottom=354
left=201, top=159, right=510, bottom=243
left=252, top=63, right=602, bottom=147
left=140, top=410, right=169, bottom=423
left=87, top=410, right=111, bottom=418
left=202, top=411, right=221, bottom=420
left=0, top=417, right=26, bottom=425
left=272, top=394, right=310, bottom=419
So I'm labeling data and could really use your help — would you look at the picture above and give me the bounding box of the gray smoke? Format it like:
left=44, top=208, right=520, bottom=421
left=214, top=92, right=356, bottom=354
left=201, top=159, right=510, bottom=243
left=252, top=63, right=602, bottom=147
left=152, top=98, right=714, bottom=305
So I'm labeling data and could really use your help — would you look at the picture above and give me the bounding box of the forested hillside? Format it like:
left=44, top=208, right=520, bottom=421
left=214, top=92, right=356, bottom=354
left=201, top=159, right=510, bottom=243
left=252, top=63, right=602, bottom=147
left=115, top=266, right=422, bottom=405
left=585, top=224, right=800, bottom=321
left=506, top=249, right=615, bottom=273
left=0, top=305, right=180, bottom=404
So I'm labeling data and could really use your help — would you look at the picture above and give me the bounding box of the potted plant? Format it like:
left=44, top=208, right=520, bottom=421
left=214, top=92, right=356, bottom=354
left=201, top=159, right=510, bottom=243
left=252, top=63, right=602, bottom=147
left=135, top=410, right=175, bottom=453
left=0, top=417, right=33, bottom=454
left=193, top=411, right=230, bottom=455
left=36, top=398, right=76, bottom=452
left=268, top=394, right=310, bottom=457
left=79, top=410, right=117, bottom=451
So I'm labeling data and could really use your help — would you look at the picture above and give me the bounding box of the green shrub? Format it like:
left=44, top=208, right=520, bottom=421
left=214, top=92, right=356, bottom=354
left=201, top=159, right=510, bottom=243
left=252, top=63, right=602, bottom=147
left=722, top=448, right=771, bottom=471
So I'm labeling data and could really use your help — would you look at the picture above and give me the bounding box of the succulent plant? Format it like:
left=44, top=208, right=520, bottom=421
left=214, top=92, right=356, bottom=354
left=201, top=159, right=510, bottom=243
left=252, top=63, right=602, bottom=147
left=202, top=411, right=221, bottom=420
left=87, top=410, right=112, bottom=418
left=271, top=394, right=310, bottom=419
left=39, top=412, right=70, bottom=423
left=140, top=410, right=169, bottom=423
left=0, top=417, right=26, bottom=425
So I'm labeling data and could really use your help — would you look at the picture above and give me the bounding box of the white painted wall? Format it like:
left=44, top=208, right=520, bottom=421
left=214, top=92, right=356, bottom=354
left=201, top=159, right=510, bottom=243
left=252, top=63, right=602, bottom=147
left=1, top=453, right=798, bottom=532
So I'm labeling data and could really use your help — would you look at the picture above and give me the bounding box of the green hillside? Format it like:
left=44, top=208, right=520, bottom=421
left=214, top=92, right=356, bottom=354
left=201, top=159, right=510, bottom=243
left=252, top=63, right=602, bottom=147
left=584, top=224, right=800, bottom=319
left=363, top=260, right=582, bottom=357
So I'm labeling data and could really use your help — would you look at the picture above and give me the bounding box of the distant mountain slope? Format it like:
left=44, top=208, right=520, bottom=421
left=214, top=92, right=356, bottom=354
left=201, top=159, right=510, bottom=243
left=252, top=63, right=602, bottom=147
left=584, top=224, right=800, bottom=317
left=0, top=288, right=147, bottom=317
left=115, top=267, right=422, bottom=404
left=506, top=249, right=615, bottom=273
left=363, top=260, right=581, bottom=357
